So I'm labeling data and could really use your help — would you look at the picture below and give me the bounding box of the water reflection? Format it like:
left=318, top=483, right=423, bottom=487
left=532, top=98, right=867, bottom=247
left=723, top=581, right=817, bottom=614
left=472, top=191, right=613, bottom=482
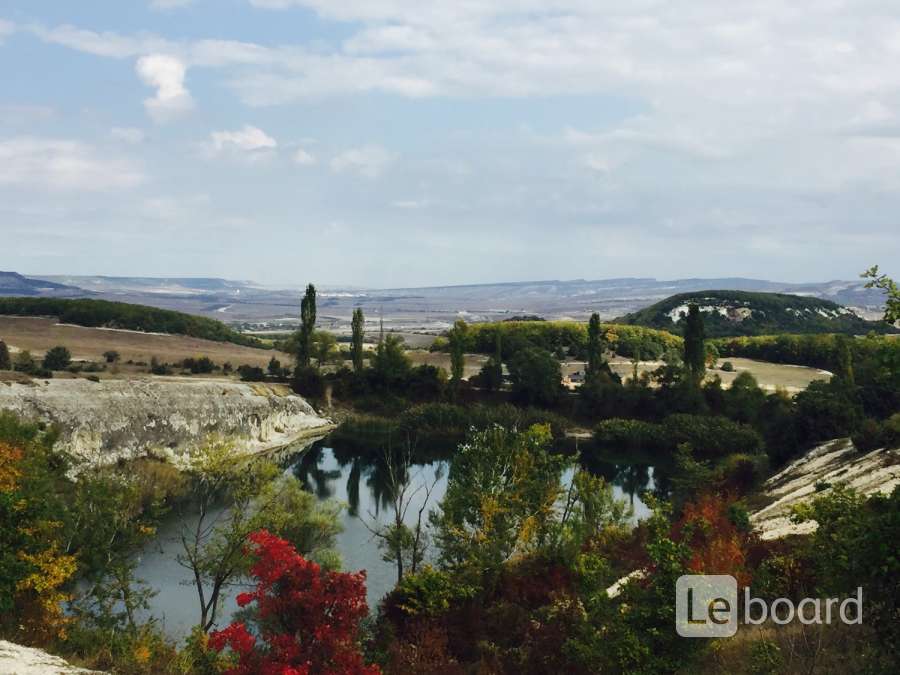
left=136, top=432, right=662, bottom=641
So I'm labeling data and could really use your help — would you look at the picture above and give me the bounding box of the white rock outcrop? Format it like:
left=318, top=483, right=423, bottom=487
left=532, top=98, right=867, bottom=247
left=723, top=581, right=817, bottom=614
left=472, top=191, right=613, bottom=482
left=0, top=377, right=334, bottom=465
left=751, top=438, right=900, bottom=540
left=0, top=641, right=103, bottom=674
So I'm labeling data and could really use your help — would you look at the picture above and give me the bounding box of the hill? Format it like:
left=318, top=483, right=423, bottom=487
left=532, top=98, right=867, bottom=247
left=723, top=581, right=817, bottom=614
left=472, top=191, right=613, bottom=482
left=16, top=272, right=890, bottom=324
left=0, top=271, right=82, bottom=297
left=614, top=290, right=896, bottom=337
left=0, top=297, right=267, bottom=348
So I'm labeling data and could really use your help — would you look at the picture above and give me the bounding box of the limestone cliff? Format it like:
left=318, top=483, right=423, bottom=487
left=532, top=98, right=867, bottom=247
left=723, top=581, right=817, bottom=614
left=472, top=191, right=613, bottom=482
left=0, top=377, right=333, bottom=465
left=751, top=439, right=900, bottom=540
left=0, top=641, right=103, bottom=674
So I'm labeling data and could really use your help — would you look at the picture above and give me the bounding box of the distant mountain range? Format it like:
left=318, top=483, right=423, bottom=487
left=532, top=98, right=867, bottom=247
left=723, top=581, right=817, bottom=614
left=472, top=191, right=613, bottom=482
left=616, top=290, right=895, bottom=337
left=2, top=271, right=890, bottom=328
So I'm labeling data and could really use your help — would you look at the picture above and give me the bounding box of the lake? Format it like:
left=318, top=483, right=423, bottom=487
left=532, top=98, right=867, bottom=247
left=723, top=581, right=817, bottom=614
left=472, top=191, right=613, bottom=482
left=133, top=433, right=660, bottom=640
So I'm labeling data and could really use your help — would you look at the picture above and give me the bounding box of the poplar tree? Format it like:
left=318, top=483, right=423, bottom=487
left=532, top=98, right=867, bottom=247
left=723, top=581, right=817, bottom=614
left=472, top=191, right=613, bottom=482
left=351, top=308, right=365, bottom=373
left=682, top=304, right=706, bottom=383
left=297, top=284, right=317, bottom=369
left=448, top=319, right=468, bottom=386
left=585, top=312, right=604, bottom=385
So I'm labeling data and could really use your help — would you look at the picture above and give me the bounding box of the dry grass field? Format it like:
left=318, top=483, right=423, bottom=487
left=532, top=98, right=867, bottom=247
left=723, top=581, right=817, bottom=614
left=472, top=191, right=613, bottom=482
left=562, top=356, right=829, bottom=392
left=0, top=316, right=289, bottom=371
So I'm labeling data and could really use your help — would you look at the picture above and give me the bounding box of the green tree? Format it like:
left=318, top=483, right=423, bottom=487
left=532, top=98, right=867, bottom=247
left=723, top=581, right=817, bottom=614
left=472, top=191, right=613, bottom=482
left=43, top=346, right=72, bottom=371
left=507, top=346, right=562, bottom=406
left=296, top=283, right=317, bottom=369
left=431, top=424, right=568, bottom=576
left=585, top=312, right=605, bottom=385
left=351, top=307, right=365, bottom=373
left=862, top=265, right=900, bottom=323
left=13, top=350, right=37, bottom=374
left=0, top=340, right=9, bottom=370
left=177, top=436, right=342, bottom=631
left=448, top=319, right=468, bottom=387
left=311, top=330, right=339, bottom=370
left=267, top=356, right=282, bottom=376
left=372, top=333, right=411, bottom=389
left=682, top=304, right=706, bottom=383
left=833, top=334, right=855, bottom=386
left=477, top=329, right=504, bottom=391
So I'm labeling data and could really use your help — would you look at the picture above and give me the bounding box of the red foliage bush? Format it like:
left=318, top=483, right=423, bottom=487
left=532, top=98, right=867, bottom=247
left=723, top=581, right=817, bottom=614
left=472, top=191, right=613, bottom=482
left=209, top=530, right=380, bottom=675
left=673, top=494, right=753, bottom=586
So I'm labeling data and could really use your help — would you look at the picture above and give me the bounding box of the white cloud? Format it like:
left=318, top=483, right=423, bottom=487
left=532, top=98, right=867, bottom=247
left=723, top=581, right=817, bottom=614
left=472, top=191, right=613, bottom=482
left=330, top=144, right=395, bottom=178
left=32, top=24, right=166, bottom=58
left=293, top=147, right=316, bottom=165
left=150, top=0, right=195, bottom=9
left=0, top=104, right=54, bottom=124
left=391, top=199, right=428, bottom=209
left=0, top=137, right=144, bottom=191
left=136, top=54, right=193, bottom=122
left=210, top=125, right=277, bottom=153
left=0, top=19, right=15, bottom=42
left=110, top=127, right=145, bottom=144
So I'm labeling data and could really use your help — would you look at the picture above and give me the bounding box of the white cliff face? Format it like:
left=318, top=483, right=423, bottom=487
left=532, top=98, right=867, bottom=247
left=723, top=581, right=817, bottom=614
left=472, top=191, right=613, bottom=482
left=751, top=439, right=900, bottom=540
left=0, top=641, right=104, bottom=674
left=0, top=377, right=333, bottom=465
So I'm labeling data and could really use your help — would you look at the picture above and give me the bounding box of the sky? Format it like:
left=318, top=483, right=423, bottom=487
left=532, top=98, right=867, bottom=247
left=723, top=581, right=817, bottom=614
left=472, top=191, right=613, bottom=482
left=1, top=1, right=899, bottom=288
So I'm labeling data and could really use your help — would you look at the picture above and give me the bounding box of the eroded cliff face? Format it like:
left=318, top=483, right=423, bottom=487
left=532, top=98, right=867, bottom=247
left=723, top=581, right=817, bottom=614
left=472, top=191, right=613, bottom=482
left=751, top=439, right=900, bottom=540
left=0, top=377, right=333, bottom=465
left=0, top=641, right=104, bottom=674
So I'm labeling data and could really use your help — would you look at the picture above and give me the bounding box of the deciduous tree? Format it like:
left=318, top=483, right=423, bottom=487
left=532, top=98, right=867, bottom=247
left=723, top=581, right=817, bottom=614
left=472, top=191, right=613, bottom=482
left=209, top=530, right=379, bottom=675
left=351, top=307, right=365, bottom=373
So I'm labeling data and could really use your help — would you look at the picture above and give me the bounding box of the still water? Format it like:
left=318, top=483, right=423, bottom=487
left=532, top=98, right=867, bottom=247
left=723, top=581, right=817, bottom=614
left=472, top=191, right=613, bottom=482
left=134, top=435, right=658, bottom=640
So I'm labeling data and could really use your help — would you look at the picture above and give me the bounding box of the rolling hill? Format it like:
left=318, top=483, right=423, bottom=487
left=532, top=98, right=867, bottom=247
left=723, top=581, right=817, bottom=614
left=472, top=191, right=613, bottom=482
left=0, top=271, right=83, bottom=297
left=0, top=297, right=268, bottom=348
left=615, top=290, right=896, bottom=337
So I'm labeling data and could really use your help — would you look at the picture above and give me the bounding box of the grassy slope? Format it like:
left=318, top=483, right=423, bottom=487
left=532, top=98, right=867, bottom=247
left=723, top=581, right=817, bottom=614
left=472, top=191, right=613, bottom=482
left=0, top=296, right=265, bottom=348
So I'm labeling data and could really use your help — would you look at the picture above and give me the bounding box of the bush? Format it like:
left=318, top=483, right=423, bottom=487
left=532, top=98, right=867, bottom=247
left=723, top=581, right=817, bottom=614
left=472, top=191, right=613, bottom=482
left=292, top=365, right=324, bottom=397
left=721, top=361, right=735, bottom=372
left=852, top=418, right=885, bottom=452
left=0, top=340, right=10, bottom=370
left=237, top=364, right=266, bottom=382
left=13, top=350, right=38, bottom=374
left=594, top=415, right=764, bottom=459
left=181, top=356, right=215, bottom=374
left=149, top=357, right=171, bottom=376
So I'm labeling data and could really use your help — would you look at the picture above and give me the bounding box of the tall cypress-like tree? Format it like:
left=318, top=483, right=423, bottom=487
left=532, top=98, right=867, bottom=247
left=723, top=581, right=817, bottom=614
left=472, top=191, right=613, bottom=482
left=297, top=284, right=317, bottom=369
left=682, top=304, right=706, bottom=382
left=351, top=308, right=365, bottom=373
left=585, top=312, right=604, bottom=385
left=448, top=319, right=468, bottom=386
left=833, top=335, right=855, bottom=387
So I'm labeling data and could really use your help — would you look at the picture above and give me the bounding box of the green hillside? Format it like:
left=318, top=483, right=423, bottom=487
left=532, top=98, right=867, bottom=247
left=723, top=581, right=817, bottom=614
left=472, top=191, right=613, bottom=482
left=0, top=296, right=267, bottom=348
left=615, top=290, right=895, bottom=337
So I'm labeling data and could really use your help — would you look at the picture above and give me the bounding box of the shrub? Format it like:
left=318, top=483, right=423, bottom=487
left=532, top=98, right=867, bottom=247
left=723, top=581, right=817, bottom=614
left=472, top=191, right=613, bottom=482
left=721, top=361, right=735, bottom=372
left=209, top=530, right=379, bottom=674
left=292, top=365, right=324, bottom=397
left=13, top=350, right=38, bottom=374
left=594, top=415, right=763, bottom=459
left=182, top=356, right=215, bottom=374
left=852, top=418, right=885, bottom=452
left=0, top=340, right=10, bottom=370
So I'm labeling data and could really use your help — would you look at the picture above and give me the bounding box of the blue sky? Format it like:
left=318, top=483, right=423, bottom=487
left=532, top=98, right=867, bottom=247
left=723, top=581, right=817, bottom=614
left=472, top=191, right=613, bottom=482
left=1, top=1, right=898, bottom=287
